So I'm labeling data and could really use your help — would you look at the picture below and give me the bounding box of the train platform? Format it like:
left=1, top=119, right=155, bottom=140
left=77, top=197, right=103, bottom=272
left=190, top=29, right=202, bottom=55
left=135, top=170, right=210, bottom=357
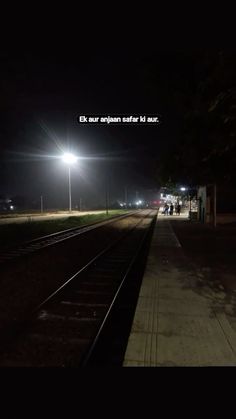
left=123, top=214, right=236, bottom=366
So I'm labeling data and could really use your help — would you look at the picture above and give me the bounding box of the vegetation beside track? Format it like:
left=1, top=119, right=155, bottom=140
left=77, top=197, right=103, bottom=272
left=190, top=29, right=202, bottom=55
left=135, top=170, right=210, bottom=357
left=0, top=210, right=129, bottom=250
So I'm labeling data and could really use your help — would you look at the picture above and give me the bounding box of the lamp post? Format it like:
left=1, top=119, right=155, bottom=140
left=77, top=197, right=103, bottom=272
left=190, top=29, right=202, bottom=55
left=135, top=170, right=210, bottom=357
left=68, top=166, right=72, bottom=212
left=62, top=153, right=78, bottom=213
left=40, top=195, right=43, bottom=213
left=125, top=186, right=128, bottom=209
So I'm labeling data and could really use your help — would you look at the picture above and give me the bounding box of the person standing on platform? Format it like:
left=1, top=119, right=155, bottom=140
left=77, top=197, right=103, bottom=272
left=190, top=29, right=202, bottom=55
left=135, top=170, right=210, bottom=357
left=177, top=203, right=181, bottom=215
left=164, top=203, right=169, bottom=215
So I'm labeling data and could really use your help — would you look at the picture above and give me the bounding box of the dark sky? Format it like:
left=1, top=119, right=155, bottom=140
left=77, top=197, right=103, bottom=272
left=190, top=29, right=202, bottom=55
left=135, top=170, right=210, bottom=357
left=0, top=47, right=202, bottom=208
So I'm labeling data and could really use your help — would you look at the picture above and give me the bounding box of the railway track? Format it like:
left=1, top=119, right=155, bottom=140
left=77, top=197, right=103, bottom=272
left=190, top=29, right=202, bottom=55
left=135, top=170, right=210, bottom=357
left=0, top=210, right=137, bottom=265
left=0, top=210, right=157, bottom=366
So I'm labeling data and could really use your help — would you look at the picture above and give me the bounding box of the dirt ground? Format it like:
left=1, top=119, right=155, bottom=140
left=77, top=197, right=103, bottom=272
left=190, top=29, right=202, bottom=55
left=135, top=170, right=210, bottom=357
left=171, top=220, right=236, bottom=292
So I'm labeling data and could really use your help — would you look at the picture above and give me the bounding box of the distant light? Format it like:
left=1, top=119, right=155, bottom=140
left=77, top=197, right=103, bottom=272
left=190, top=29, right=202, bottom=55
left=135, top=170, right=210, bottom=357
left=10, top=205, right=14, bottom=210
left=62, top=153, right=78, bottom=164
left=180, top=187, right=186, bottom=191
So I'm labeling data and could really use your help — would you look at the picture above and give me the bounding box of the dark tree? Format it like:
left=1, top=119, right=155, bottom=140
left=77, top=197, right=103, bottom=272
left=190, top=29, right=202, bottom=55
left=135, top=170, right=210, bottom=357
left=156, top=50, right=236, bottom=187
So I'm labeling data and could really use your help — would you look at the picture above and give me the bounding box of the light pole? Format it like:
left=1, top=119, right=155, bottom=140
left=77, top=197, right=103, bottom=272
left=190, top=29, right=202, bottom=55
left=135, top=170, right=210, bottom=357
left=40, top=195, right=43, bottom=213
left=62, top=153, right=78, bottom=213
left=68, top=166, right=72, bottom=212
left=125, top=186, right=128, bottom=209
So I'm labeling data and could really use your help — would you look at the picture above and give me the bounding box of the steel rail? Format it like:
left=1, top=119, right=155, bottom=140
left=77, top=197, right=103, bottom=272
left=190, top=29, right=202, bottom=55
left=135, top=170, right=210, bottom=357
left=81, top=213, right=157, bottom=366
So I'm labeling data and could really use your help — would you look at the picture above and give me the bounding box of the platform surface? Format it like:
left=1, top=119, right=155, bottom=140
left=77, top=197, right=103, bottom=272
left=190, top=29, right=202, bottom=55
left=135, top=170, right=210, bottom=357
left=123, top=216, right=236, bottom=366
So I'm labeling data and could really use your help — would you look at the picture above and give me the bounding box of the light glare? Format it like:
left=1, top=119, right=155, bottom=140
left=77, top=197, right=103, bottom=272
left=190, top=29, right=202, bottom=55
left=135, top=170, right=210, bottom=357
left=62, top=153, right=78, bottom=164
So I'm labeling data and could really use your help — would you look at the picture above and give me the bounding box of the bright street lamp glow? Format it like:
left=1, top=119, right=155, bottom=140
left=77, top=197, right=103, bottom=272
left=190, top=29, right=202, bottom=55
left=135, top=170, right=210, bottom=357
left=180, top=187, right=186, bottom=191
left=62, top=153, right=78, bottom=165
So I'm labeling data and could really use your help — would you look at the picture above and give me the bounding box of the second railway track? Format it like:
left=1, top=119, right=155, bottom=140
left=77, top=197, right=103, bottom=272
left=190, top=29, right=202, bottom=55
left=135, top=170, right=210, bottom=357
left=0, top=210, right=138, bottom=265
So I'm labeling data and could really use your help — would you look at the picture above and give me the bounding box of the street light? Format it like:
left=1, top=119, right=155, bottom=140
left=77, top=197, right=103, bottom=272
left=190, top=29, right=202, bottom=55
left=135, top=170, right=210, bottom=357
left=61, top=153, right=78, bottom=213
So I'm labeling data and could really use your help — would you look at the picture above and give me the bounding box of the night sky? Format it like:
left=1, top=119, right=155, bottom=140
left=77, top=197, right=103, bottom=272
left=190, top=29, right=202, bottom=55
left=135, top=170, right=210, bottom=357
left=0, top=46, right=217, bottom=209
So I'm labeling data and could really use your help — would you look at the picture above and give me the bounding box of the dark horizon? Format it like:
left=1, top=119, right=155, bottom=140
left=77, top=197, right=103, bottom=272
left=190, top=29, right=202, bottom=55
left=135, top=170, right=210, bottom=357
left=1, top=48, right=235, bottom=209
